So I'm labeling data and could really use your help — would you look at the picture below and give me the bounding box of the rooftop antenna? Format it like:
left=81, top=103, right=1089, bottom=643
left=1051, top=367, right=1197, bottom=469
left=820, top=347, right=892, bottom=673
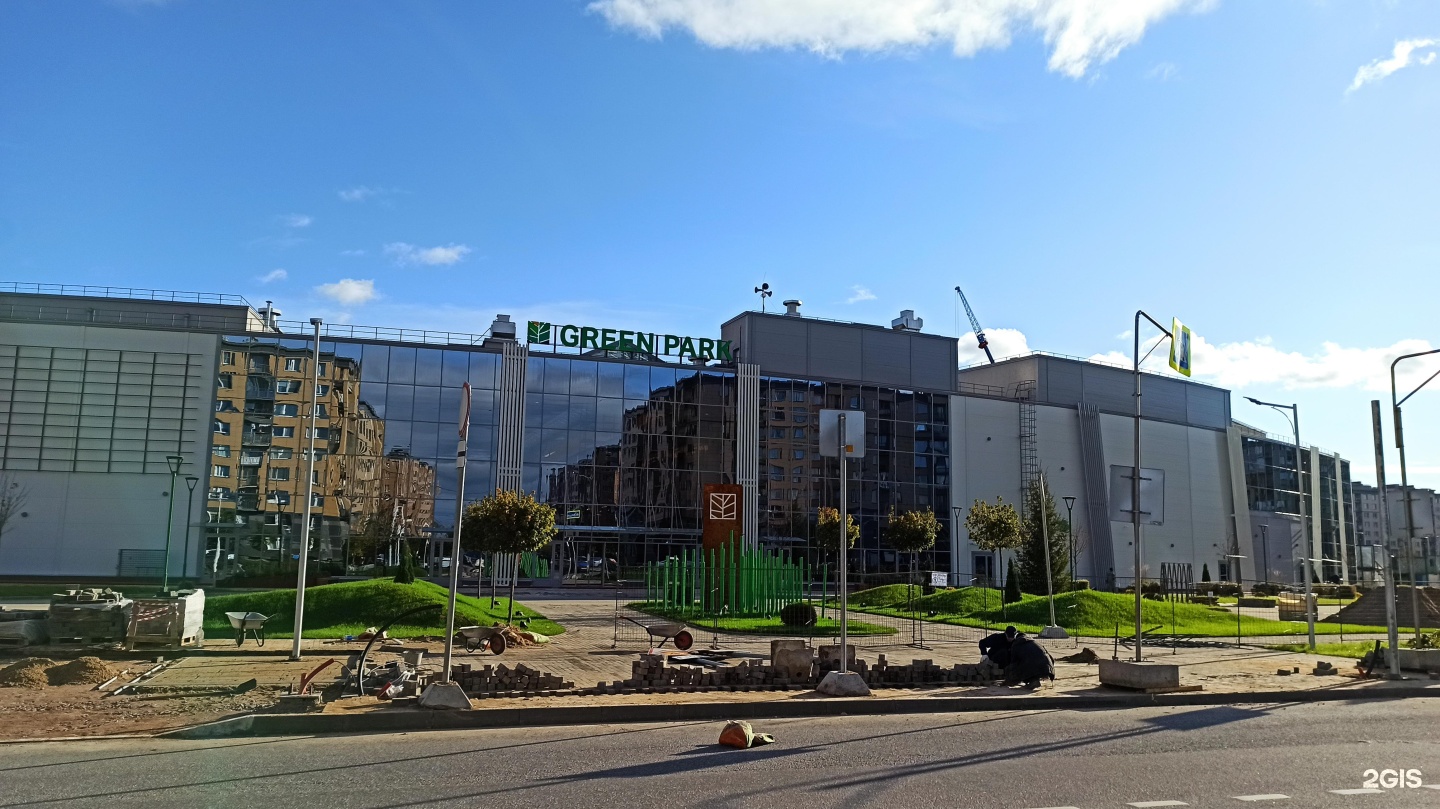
left=754, top=282, right=772, bottom=313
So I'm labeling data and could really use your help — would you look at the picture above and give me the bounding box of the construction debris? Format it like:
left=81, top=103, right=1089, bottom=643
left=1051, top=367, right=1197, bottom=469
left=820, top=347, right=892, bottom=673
left=46, top=657, right=118, bottom=686
left=1060, top=648, right=1100, bottom=664
left=719, top=720, right=775, bottom=749
left=451, top=662, right=574, bottom=696
left=0, top=658, right=57, bottom=688
left=48, top=589, right=130, bottom=645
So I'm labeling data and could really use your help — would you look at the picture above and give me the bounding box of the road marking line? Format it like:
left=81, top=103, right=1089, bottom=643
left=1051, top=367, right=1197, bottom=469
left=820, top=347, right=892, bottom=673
left=1422, top=784, right=1440, bottom=790
left=1233, top=796, right=1289, bottom=802
left=1328, top=789, right=1384, bottom=795
left=1025, top=806, right=1081, bottom=809
left=1128, top=803, right=1189, bottom=808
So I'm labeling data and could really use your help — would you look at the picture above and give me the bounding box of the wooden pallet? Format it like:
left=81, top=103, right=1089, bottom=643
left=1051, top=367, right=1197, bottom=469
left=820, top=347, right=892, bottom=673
left=0, top=636, right=34, bottom=648
left=126, top=633, right=202, bottom=650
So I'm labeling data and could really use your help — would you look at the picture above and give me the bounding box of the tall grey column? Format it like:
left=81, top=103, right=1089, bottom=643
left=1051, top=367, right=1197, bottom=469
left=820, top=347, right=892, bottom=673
left=497, top=342, right=527, bottom=493
left=736, top=362, right=760, bottom=547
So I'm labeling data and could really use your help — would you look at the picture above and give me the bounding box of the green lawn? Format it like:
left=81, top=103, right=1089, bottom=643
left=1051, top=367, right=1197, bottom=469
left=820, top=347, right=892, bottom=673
left=631, top=604, right=897, bottom=636
left=1266, top=641, right=1378, bottom=660
left=846, top=587, right=1393, bottom=638
left=203, top=579, right=564, bottom=639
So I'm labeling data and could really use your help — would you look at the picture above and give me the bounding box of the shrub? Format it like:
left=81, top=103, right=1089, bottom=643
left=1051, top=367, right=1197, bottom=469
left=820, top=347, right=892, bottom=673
left=1251, top=583, right=1282, bottom=596
left=1208, top=583, right=1243, bottom=597
left=780, top=602, right=817, bottom=627
left=1003, top=559, right=1023, bottom=604
left=1066, top=579, right=1091, bottom=592
left=1315, top=585, right=1356, bottom=599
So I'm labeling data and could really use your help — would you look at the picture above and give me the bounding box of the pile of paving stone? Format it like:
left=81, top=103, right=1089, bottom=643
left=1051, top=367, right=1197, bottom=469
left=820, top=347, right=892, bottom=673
left=450, top=662, right=575, bottom=698
left=857, top=654, right=1005, bottom=687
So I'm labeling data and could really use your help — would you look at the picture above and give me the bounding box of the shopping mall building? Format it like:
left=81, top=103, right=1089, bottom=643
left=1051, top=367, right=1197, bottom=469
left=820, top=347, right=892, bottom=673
left=0, top=284, right=1358, bottom=587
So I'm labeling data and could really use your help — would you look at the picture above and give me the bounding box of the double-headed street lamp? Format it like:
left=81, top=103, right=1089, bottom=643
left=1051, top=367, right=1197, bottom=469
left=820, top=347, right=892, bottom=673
left=161, top=454, right=186, bottom=594
left=1244, top=396, right=1314, bottom=652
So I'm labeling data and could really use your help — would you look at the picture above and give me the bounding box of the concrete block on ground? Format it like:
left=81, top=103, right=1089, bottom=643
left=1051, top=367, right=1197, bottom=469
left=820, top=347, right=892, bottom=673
left=276, top=693, right=324, bottom=713
left=1391, top=648, right=1440, bottom=673
left=1099, top=660, right=1181, bottom=691
left=417, top=682, right=473, bottom=710
left=815, top=671, right=871, bottom=697
left=771, top=639, right=814, bottom=681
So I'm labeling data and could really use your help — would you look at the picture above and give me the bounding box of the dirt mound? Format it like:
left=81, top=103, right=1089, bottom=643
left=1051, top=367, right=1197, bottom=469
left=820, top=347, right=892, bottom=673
left=0, top=658, right=56, bottom=688
left=46, top=656, right=118, bottom=686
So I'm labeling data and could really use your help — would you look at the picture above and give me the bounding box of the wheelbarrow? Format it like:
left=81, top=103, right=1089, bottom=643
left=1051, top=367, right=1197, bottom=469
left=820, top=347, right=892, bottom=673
left=226, top=611, right=270, bottom=647
left=622, top=617, right=694, bottom=650
left=456, top=625, right=508, bottom=655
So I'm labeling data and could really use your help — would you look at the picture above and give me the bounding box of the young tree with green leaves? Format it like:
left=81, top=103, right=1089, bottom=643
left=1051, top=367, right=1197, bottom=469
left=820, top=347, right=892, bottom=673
left=462, top=489, right=558, bottom=625
left=1017, top=478, right=1071, bottom=596
left=964, top=496, right=1024, bottom=618
left=815, top=506, right=860, bottom=606
left=884, top=508, right=942, bottom=607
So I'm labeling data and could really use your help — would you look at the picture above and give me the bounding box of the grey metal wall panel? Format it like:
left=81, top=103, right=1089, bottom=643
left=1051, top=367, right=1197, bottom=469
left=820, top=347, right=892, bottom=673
left=1186, top=386, right=1230, bottom=430
left=1046, top=359, right=1085, bottom=405
left=1142, top=377, right=1189, bottom=423
left=750, top=318, right=809, bottom=377
left=860, top=329, right=909, bottom=387
left=807, top=323, right=863, bottom=381
left=910, top=336, right=956, bottom=391
left=955, top=357, right=1040, bottom=394
left=1080, top=364, right=1134, bottom=414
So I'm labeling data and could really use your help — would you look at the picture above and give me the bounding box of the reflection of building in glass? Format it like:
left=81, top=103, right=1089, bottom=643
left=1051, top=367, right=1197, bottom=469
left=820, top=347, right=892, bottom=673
left=207, top=336, right=377, bottom=570
left=1235, top=423, right=1354, bottom=583
left=376, top=448, right=437, bottom=563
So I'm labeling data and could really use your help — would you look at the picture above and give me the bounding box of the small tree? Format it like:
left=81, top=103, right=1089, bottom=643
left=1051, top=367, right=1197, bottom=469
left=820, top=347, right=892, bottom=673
left=392, top=541, right=418, bottom=584
left=462, top=490, right=558, bottom=625
left=815, top=506, right=859, bottom=594
left=1004, top=558, right=1023, bottom=604
left=1017, top=478, right=1070, bottom=596
left=885, top=508, right=941, bottom=607
left=1201, top=563, right=1212, bottom=583
left=964, top=496, right=1023, bottom=588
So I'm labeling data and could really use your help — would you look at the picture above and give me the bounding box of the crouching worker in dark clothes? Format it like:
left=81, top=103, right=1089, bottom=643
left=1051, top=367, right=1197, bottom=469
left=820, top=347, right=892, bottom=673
left=1004, top=634, right=1056, bottom=689
left=978, top=625, right=1019, bottom=669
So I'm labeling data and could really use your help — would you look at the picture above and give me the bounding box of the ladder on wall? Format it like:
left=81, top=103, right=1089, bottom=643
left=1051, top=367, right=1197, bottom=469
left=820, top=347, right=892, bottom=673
left=1016, top=380, right=1039, bottom=512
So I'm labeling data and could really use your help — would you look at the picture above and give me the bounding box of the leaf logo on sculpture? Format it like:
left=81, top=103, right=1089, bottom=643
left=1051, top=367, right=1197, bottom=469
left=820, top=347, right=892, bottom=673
left=527, top=321, right=551, bottom=344
left=708, top=492, right=736, bottom=521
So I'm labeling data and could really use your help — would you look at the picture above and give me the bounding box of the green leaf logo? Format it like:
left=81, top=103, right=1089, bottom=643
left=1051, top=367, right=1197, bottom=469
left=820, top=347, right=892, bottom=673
left=527, top=321, right=551, bottom=344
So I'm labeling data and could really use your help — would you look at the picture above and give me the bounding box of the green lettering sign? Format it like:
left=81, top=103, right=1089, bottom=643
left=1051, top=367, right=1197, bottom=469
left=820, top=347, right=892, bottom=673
left=525, top=320, right=731, bottom=361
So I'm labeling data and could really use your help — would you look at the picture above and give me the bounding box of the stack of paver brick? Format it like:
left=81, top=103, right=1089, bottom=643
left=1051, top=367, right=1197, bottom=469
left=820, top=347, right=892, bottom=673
left=47, top=589, right=131, bottom=644
left=858, top=654, right=1005, bottom=687
left=450, top=662, right=575, bottom=698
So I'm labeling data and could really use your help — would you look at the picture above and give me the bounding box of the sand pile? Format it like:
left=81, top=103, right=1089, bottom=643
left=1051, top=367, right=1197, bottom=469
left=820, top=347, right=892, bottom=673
left=0, top=658, right=56, bottom=688
left=46, top=656, right=118, bottom=686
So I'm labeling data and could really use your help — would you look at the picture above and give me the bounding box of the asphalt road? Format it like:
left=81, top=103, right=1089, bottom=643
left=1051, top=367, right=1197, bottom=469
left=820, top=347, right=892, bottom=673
left=2, top=700, right=1439, bottom=808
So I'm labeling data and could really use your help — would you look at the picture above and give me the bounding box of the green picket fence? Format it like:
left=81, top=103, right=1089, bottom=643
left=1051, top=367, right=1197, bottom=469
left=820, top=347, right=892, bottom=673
left=644, top=543, right=807, bottom=617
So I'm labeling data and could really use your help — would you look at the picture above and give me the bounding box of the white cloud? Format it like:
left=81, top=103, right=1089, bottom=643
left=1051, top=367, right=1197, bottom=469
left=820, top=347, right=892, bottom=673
left=1347, top=38, right=1438, bottom=93
left=958, top=326, right=1031, bottom=366
left=383, top=242, right=472, bottom=267
left=846, top=285, right=877, bottom=304
left=1146, top=61, right=1177, bottom=81
left=588, top=0, right=1213, bottom=78
left=259, top=268, right=288, bottom=284
left=1088, top=334, right=1440, bottom=393
left=315, top=278, right=377, bottom=306
left=338, top=186, right=393, bottom=203
left=280, top=213, right=312, bottom=228
left=340, top=249, right=366, bottom=257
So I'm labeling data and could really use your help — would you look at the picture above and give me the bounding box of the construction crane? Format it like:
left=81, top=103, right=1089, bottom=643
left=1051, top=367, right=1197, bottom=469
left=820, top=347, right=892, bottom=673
left=954, top=286, right=995, bottom=364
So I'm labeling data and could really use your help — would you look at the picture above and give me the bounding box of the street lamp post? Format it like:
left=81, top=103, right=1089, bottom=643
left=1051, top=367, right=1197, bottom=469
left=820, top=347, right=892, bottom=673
left=1062, top=495, right=1077, bottom=583
left=950, top=505, right=963, bottom=588
left=1244, top=396, right=1314, bottom=652
left=183, top=476, right=199, bottom=581
left=1391, top=348, right=1440, bottom=643
left=1131, top=311, right=1174, bottom=662
left=161, top=454, right=185, bottom=594
left=290, top=317, right=323, bottom=662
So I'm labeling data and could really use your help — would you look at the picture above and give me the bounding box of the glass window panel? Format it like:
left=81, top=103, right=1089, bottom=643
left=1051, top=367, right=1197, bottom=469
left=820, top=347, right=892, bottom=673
left=541, top=429, right=567, bottom=463
left=409, top=421, right=440, bottom=461
left=387, top=385, right=414, bottom=422
left=568, top=397, right=597, bottom=431
left=414, top=349, right=443, bottom=386
left=384, top=421, right=411, bottom=455
left=624, top=364, right=650, bottom=399
left=525, top=357, right=545, bottom=393
left=524, top=391, right=544, bottom=426
left=542, top=394, right=569, bottom=429
left=441, top=350, right=470, bottom=387
left=413, top=385, right=442, bottom=422
left=362, top=383, right=387, bottom=418
left=543, top=358, right=570, bottom=395
left=388, top=347, right=416, bottom=385
left=569, top=361, right=597, bottom=397
left=524, top=427, right=541, bottom=461
left=468, top=352, right=498, bottom=389
left=569, top=431, right=596, bottom=464
left=360, top=344, right=390, bottom=383
left=598, top=362, right=624, bottom=398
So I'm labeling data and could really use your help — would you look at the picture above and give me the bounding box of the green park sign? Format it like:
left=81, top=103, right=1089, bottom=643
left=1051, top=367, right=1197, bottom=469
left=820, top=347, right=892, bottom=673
left=527, top=321, right=733, bottom=361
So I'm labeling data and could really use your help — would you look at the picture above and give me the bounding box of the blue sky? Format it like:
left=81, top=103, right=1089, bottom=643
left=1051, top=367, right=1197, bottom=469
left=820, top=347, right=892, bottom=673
left=2, top=0, right=1438, bottom=487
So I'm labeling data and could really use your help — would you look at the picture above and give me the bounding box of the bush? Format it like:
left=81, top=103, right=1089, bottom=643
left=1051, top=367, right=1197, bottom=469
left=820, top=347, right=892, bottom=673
left=780, top=602, right=817, bottom=627
left=1315, top=585, right=1356, bottom=599
left=1207, top=583, right=1243, bottom=597
left=1065, top=579, right=1091, bottom=592
left=1251, top=583, right=1282, bottom=597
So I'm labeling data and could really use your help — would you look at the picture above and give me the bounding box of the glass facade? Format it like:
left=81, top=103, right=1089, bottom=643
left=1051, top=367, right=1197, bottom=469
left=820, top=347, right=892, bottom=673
left=1242, top=435, right=1353, bottom=583
left=203, top=335, right=954, bottom=580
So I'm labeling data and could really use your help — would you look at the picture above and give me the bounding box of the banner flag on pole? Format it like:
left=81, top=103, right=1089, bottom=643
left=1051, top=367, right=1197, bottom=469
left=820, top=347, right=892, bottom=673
left=1169, top=318, right=1193, bottom=378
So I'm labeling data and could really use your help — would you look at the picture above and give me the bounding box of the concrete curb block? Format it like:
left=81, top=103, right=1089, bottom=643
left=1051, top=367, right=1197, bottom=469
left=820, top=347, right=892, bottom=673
left=161, top=686, right=1440, bottom=740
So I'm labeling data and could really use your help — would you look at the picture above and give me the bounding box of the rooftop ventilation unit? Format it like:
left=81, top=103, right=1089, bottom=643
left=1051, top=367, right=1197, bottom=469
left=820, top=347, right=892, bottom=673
left=891, top=309, right=923, bottom=332
left=782, top=299, right=802, bottom=316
